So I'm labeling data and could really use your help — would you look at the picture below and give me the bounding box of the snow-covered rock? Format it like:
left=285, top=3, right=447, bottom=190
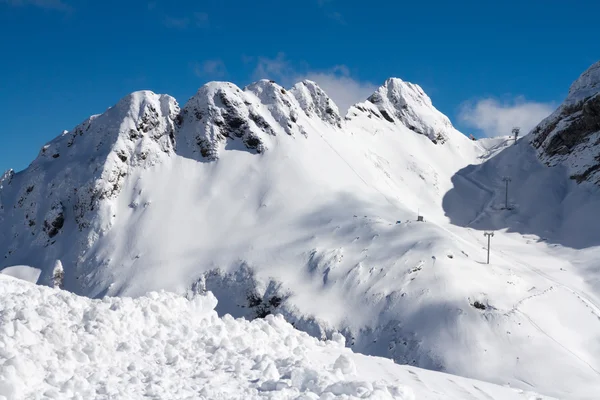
left=0, top=90, right=179, bottom=288
left=177, top=82, right=268, bottom=160
left=0, top=275, right=552, bottom=400
left=176, top=79, right=342, bottom=161
left=290, top=80, right=342, bottom=128
left=348, top=78, right=456, bottom=144
left=0, top=169, right=13, bottom=189
left=531, top=61, right=600, bottom=184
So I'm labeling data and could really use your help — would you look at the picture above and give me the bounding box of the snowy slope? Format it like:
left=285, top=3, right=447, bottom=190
left=0, top=275, right=552, bottom=400
left=442, top=135, right=600, bottom=399
left=1, top=74, right=600, bottom=398
left=530, top=61, right=600, bottom=184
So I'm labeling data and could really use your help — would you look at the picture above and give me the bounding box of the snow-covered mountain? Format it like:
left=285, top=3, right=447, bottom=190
left=531, top=61, right=600, bottom=184
left=2, top=71, right=600, bottom=399
left=0, top=76, right=477, bottom=293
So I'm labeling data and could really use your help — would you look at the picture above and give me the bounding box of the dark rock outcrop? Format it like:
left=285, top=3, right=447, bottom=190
left=531, top=61, right=600, bottom=184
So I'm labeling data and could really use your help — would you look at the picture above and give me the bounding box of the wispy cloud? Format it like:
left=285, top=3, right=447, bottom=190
left=164, top=12, right=209, bottom=29
left=250, top=53, right=376, bottom=114
left=194, top=12, right=209, bottom=27
left=316, top=0, right=345, bottom=24
left=193, top=59, right=227, bottom=79
left=326, top=11, right=346, bottom=24
left=302, top=70, right=376, bottom=114
left=459, top=96, right=555, bottom=138
left=1, top=0, right=71, bottom=11
left=252, top=53, right=295, bottom=82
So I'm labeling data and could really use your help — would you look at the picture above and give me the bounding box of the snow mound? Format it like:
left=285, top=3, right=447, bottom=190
left=0, top=265, right=41, bottom=283
left=0, top=275, right=551, bottom=400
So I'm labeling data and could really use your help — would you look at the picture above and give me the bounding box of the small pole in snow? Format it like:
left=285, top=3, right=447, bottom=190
left=484, top=232, right=494, bottom=264
left=512, top=127, right=520, bottom=145
left=502, top=176, right=511, bottom=210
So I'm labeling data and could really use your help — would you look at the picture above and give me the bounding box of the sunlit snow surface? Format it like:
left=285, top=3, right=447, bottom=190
left=2, top=73, right=600, bottom=399
left=0, top=275, right=551, bottom=400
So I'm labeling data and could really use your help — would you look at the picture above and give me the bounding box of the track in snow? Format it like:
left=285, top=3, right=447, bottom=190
left=455, top=141, right=600, bottom=378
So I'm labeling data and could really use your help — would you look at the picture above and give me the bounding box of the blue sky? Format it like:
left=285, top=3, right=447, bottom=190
left=0, top=0, right=598, bottom=173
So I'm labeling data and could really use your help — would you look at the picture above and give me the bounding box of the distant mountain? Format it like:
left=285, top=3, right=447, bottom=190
left=531, top=61, right=600, bottom=184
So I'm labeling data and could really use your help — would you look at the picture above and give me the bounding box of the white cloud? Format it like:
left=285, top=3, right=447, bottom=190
left=251, top=54, right=376, bottom=114
left=253, top=53, right=294, bottom=82
left=315, top=0, right=345, bottom=24
left=459, top=97, right=555, bottom=138
left=1, top=0, right=70, bottom=11
left=193, top=59, right=227, bottom=79
left=301, top=71, right=377, bottom=115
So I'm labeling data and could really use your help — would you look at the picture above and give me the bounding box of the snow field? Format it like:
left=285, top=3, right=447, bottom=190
left=0, top=275, right=550, bottom=400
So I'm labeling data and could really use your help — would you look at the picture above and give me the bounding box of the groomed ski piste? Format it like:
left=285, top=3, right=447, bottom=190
left=0, top=274, right=551, bottom=399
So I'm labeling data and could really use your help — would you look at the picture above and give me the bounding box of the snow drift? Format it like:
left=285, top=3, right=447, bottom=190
left=0, top=275, right=551, bottom=400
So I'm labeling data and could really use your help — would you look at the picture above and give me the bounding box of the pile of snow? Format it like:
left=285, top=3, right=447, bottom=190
left=0, top=265, right=40, bottom=283
left=0, top=275, right=551, bottom=399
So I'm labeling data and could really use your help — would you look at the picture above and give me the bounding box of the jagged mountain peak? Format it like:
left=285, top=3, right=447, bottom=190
left=531, top=60, right=600, bottom=185
left=347, top=77, right=455, bottom=144
left=370, top=77, right=433, bottom=108
left=0, top=89, right=181, bottom=252
left=176, top=79, right=347, bottom=161
left=290, top=80, right=342, bottom=128
left=34, top=90, right=179, bottom=166
left=177, top=80, right=280, bottom=160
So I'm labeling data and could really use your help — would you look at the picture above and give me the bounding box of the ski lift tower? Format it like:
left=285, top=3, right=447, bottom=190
left=512, top=127, right=520, bottom=145
left=483, top=232, right=494, bottom=264
left=502, top=176, right=512, bottom=210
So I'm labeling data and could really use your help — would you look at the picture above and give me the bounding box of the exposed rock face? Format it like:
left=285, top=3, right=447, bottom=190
left=177, top=82, right=270, bottom=160
left=531, top=61, right=600, bottom=184
left=176, top=79, right=347, bottom=161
